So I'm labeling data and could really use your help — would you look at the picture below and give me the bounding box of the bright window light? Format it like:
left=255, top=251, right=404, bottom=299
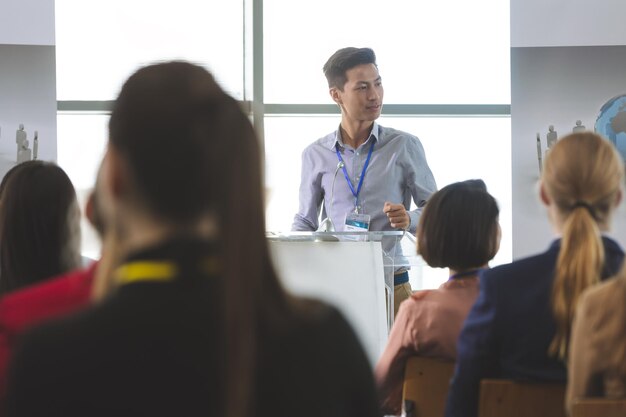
left=55, top=0, right=244, bottom=100
left=264, top=0, right=510, bottom=104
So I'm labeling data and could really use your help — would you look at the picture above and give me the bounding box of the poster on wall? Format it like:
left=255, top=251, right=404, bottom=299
left=509, top=0, right=626, bottom=258
left=510, top=43, right=626, bottom=258
left=0, top=44, right=57, bottom=177
left=512, top=45, right=626, bottom=168
left=0, top=0, right=56, bottom=178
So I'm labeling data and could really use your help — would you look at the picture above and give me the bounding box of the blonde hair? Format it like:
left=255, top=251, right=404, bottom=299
left=612, top=266, right=626, bottom=374
left=543, top=132, right=624, bottom=359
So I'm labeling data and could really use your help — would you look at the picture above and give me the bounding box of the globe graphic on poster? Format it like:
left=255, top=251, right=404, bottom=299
left=595, top=94, right=626, bottom=161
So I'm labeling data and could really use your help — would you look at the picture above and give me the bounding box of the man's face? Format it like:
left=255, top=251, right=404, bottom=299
left=331, top=63, right=384, bottom=124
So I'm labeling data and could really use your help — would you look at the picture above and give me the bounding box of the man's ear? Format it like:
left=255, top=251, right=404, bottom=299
left=329, top=87, right=342, bottom=105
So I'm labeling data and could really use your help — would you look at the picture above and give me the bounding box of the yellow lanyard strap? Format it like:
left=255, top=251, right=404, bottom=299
left=116, top=261, right=177, bottom=285
left=115, top=258, right=220, bottom=286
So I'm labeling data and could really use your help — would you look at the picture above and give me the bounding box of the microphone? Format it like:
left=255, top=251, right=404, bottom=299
left=317, top=161, right=345, bottom=232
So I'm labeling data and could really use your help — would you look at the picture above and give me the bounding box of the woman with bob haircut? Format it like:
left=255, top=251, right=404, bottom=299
left=0, top=160, right=81, bottom=294
left=375, top=179, right=500, bottom=416
left=5, top=62, right=379, bottom=417
left=446, top=132, right=625, bottom=417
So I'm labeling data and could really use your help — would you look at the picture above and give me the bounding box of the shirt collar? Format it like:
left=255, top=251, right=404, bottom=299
left=548, top=235, right=623, bottom=253
left=330, top=121, right=380, bottom=150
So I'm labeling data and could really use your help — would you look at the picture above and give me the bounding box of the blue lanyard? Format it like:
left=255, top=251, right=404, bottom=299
left=335, top=140, right=375, bottom=210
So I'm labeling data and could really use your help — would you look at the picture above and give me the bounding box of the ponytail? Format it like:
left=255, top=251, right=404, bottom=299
left=542, top=132, right=624, bottom=360
left=549, top=205, right=604, bottom=359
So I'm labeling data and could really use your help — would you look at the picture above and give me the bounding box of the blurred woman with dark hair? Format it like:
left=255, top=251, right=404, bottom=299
left=5, top=62, right=379, bottom=417
left=0, top=161, right=81, bottom=294
left=0, top=168, right=109, bottom=408
left=375, top=179, right=500, bottom=416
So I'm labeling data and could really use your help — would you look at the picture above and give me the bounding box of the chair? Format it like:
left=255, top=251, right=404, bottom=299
left=402, top=356, right=455, bottom=417
left=478, top=379, right=566, bottom=417
left=571, top=398, right=626, bottom=417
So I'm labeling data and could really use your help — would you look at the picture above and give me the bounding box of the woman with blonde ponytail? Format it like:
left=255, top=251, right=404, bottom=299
left=446, top=132, right=624, bottom=417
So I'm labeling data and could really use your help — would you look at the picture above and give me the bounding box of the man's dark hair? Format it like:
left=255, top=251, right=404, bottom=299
left=323, top=47, right=377, bottom=90
left=417, top=179, right=500, bottom=271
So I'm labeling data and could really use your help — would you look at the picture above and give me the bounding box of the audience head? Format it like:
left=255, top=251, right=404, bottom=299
left=0, top=161, right=81, bottom=294
left=106, top=61, right=286, bottom=417
left=541, top=132, right=624, bottom=358
left=417, top=179, right=500, bottom=272
left=323, top=47, right=377, bottom=90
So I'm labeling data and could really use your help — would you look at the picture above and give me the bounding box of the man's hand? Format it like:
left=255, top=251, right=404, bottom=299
left=383, top=202, right=409, bottom=230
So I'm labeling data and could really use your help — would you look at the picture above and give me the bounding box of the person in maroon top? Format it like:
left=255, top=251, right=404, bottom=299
left=0, top=179, right=110, bottom=407
left=0, top=265, right=96, bottom=395
left=375, top=179, right=500, bottom=416
left=0, top=161, right=82, bottom=295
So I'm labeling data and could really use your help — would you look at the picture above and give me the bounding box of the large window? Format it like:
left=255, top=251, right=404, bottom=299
left=56, top=114, right=109, bottom=259
left=263, top=0, right=510, bottom=104
left=262, top=0, right=511, bottom=288
left=265, top=116, right=512, bottom=288
left=55, top=0, right=246, bottom=259
left=55, top=0, right=511, bottom=288
left=55, top=0, right=244, bottom=100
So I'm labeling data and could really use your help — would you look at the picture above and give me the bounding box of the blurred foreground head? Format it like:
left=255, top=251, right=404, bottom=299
left=105, top=61, right=286, bottom=417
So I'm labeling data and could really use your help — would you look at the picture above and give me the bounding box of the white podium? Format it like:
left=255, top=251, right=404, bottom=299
left=267, top=231, right=404, bottom=365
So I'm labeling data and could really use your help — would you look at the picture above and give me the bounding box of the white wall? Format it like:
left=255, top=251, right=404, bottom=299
left=511, top=0, right=626, bottom=48
left=0, top=0, right=55, bottom=46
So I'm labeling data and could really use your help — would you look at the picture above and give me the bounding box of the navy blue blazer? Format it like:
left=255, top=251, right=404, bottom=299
left=444, top=237, right=624, bottom=417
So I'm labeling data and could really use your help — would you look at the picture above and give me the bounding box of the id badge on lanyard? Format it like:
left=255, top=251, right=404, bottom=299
left=335, top=141, right=375, bottom=235
left=345, top=212, right=371, bottom=232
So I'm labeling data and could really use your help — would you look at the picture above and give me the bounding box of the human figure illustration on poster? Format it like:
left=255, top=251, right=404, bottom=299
left=15, top=124, right=32, bottom=163
left=572, top=120, right=586, bottom=132
left=546, top=125, right=557, bottom=149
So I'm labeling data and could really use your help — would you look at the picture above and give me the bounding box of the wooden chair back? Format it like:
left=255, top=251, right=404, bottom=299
left=402, top=356, right=455, bottom=417
left=571, top=398, right=626, bottom=417
left=478, top=379, right=566, bottom=417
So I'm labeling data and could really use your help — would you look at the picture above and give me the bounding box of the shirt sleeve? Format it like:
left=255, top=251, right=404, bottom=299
left=404, top=137, right=436, bottom=234
left=375, top=299, right=419, bottom=415
left=445, top=270, right=500, bottom=417
left=292, top=146, right=323, bottom=231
